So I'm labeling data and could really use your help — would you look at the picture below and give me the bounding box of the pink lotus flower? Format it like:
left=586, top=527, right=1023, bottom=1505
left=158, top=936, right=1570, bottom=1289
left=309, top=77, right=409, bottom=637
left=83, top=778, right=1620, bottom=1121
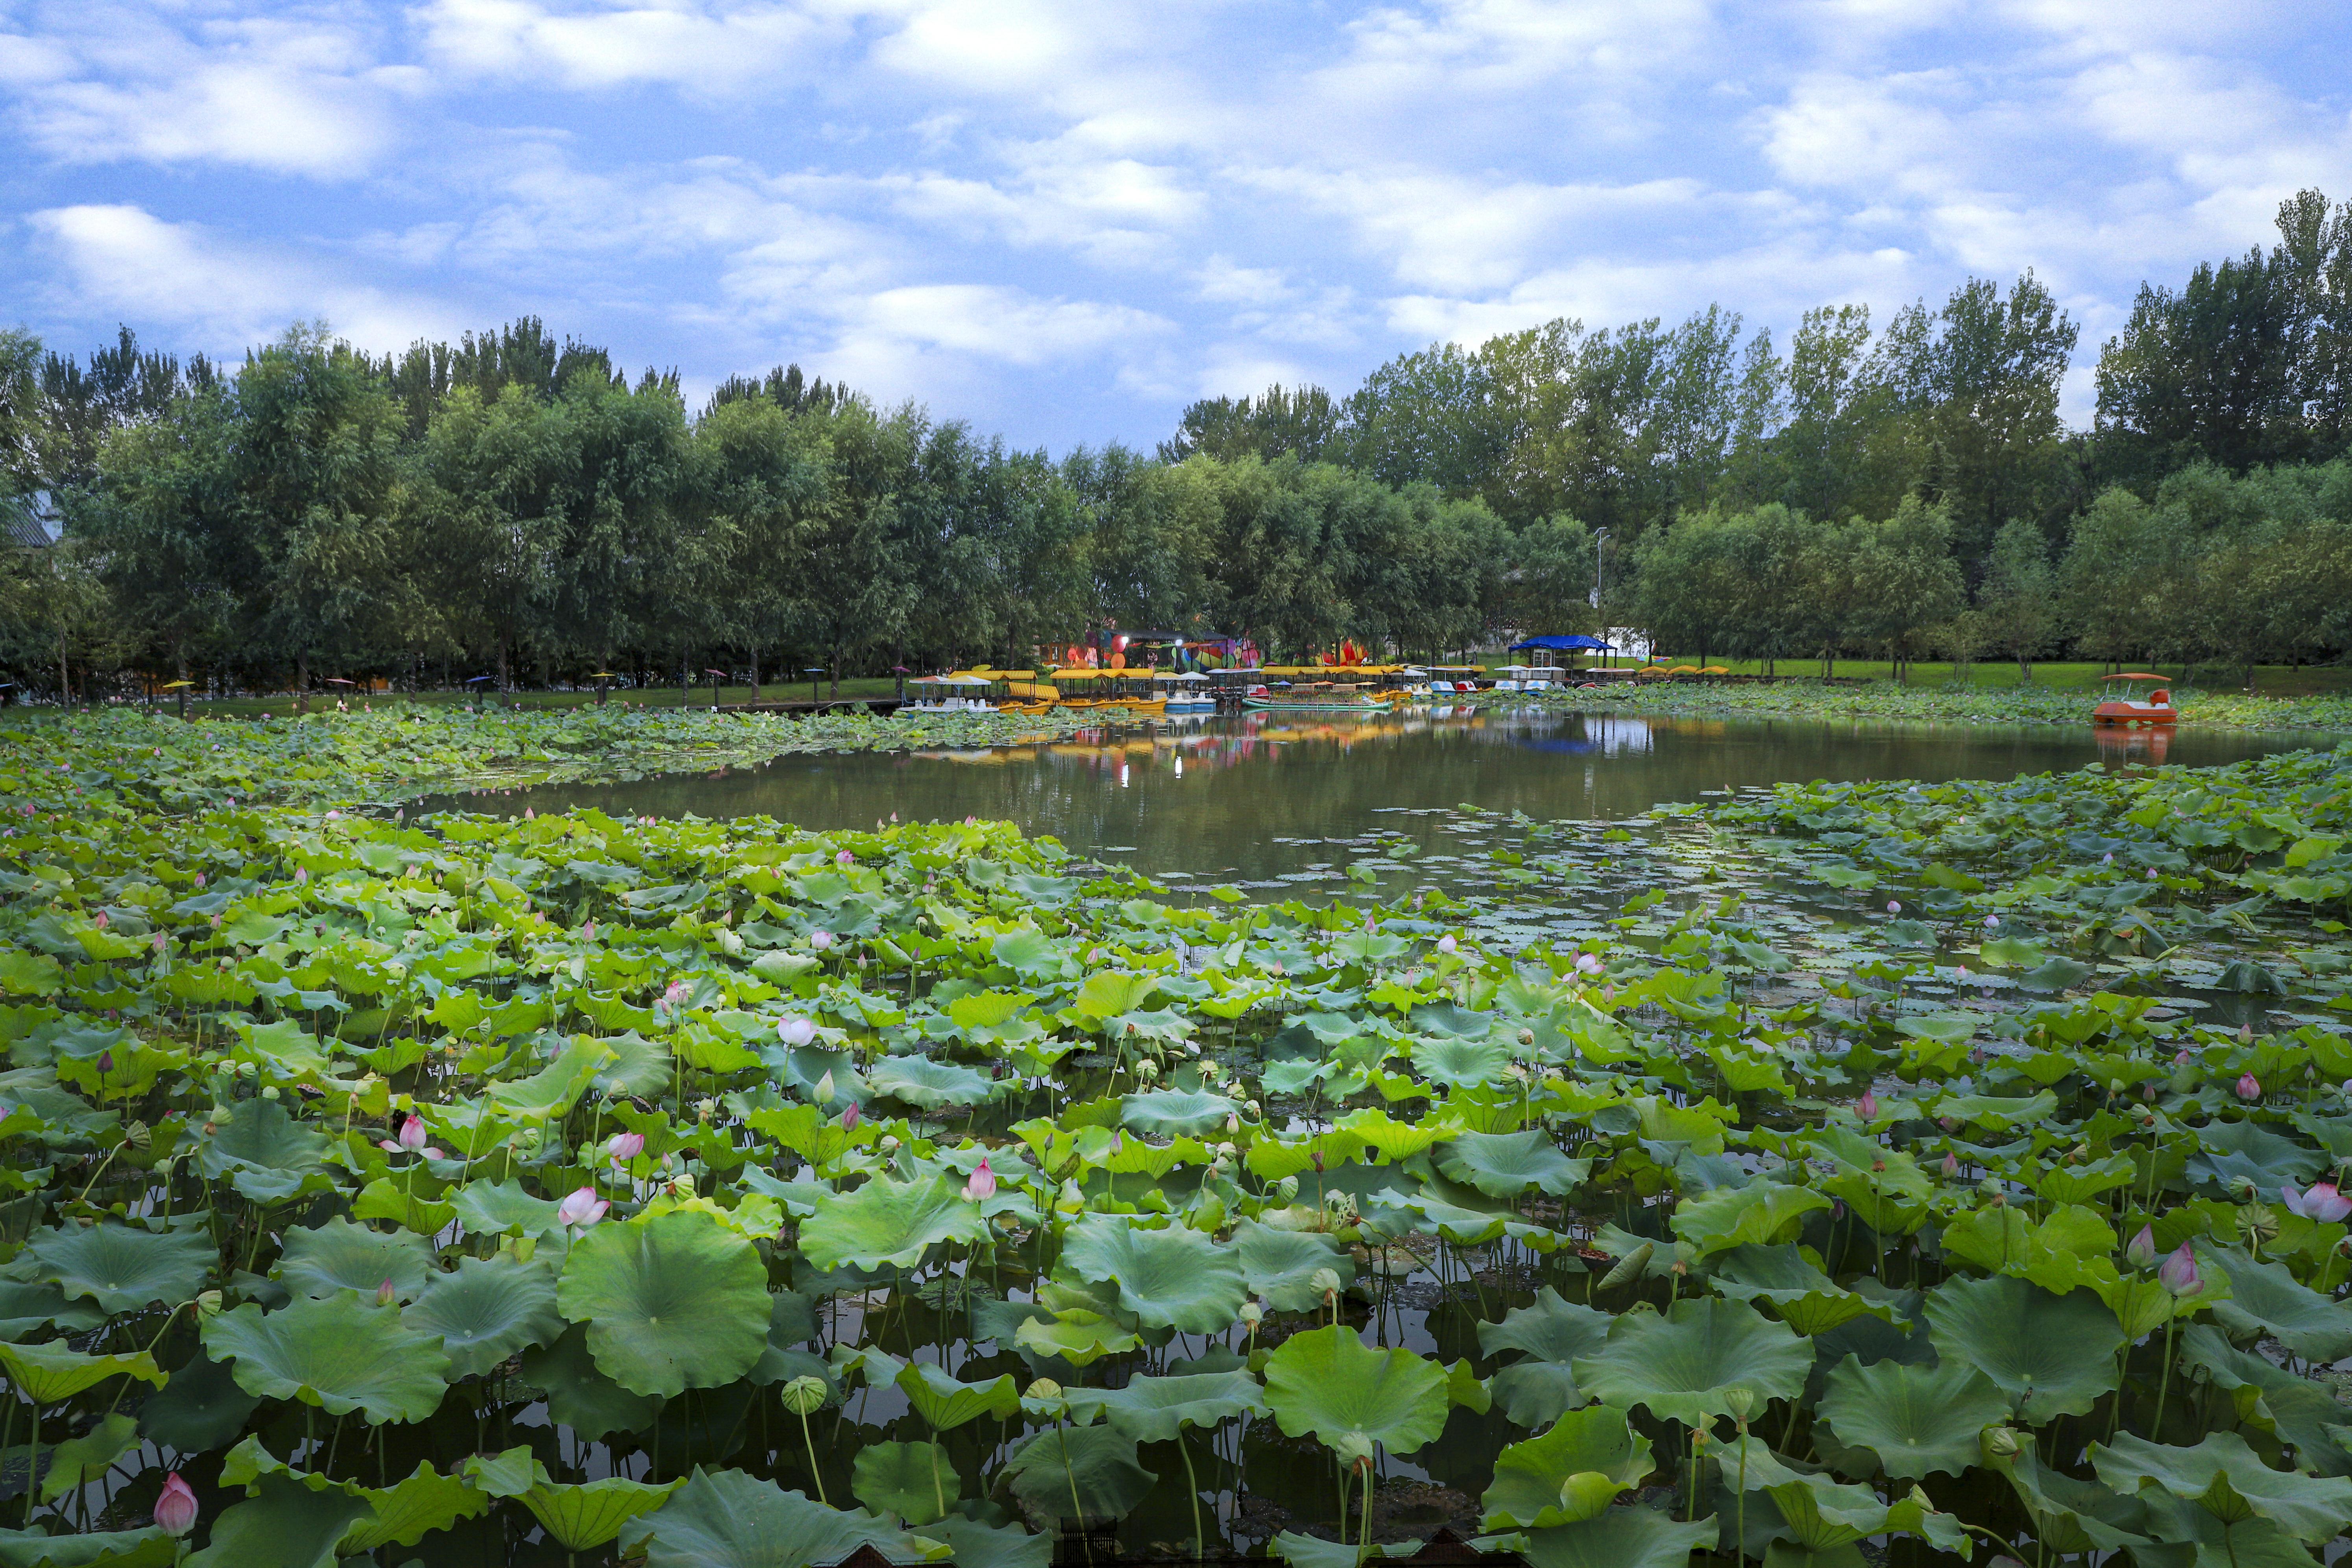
left=556, top=1188, right=610, bottom=1229
left=1575, top=953, right=1604, bottom=975
left=1941, top=1153, right=1958, bottom=1178
left=376, top=1277, right=396, bottom=1306
left=777, top=1016, right=817, bottom=1047
left=2158, top=1241, right=2201, bottom=1296
left=608, top=1131, right=645, bottom=1163
left=525, top=806, right=534, bottom=819
left=1983, top=915, right=2000, bottom=929
left=2174, top=1049, right=2192, bottom=1065
left=1437, top=934, right=1457, bottom=954
left=92, top=911, right=107, bottom=929
left=840, top=1101, right=861, bottom=1131
left=152, top=932, right=167, bottom=953
left=2283, top=1182, right=2352, bottom=1223
left=377, top=1114, right=430, bottom=1156
left=2126, top=1225, right=2158, bottom=1270
left=836, top=850, right=854, bottom=865
left=295, top=866, right=308, bottom=884
left=582, top=920, right=595, bottom=940
left=1856, top=1089, right=1879, bottom=1120
left=1886, top=900, right=1901, bottom=914
left=662, top=979, right=690, bottom=1009
left=964, top=1158, right=997, bottom=1202
left=193, top=872, right=205, bottom=888
left=810, top=930, right=833, bottom=951
left=154, top=1472, right=198, bottom=1537
left=2236, top=1073, right=2261, bottom=1103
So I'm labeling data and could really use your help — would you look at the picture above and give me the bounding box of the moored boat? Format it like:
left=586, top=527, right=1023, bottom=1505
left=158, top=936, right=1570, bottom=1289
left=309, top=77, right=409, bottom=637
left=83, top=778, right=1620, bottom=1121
left=2091, top=673, right=2177, bottom=728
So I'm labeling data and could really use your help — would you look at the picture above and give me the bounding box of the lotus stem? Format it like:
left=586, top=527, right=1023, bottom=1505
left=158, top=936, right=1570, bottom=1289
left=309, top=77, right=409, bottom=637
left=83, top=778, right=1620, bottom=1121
left=2151, top=1314, right=2178, bottom=1437
left=1180, top=1429, right=1205, bottom=1558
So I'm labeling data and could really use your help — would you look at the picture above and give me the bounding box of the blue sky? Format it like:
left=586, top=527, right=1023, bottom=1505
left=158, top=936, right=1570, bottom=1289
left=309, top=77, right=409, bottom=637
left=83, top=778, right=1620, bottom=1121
left=3, top=1, right=2348, bottom=453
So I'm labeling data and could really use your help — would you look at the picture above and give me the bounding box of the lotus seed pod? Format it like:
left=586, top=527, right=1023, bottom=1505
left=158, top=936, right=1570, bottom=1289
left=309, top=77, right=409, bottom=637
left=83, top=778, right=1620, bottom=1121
left=780, top=1375, right=828, bottom=1415
left=1274, top=1176, right=1300, bottom=1203
left=1723, top=1387, right=1756, bottom=1421
left=1556, top=1471, right=1618, bottom=1522
left=194, top=1289, right=223, bottom=1318
left=1238, top=1302, right=1263, bottom=1327
left=1982, top=1427, right=2021, bottom=1461
left=1309, top=1267, right=1341, bottom=1297
left=1332, top=1433, right=1374, bottom=1468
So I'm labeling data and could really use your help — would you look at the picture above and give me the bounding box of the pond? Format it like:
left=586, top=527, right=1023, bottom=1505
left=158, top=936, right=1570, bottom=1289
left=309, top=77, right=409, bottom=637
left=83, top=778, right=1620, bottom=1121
left=469, top=707, right=2327, bottom=888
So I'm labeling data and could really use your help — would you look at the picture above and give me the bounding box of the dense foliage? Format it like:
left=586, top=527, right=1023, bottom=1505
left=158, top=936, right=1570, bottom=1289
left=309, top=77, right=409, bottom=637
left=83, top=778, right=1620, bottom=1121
left=8, top=192, right=2352, bottom=705
left=1, top=709, right=2350, bottom=1565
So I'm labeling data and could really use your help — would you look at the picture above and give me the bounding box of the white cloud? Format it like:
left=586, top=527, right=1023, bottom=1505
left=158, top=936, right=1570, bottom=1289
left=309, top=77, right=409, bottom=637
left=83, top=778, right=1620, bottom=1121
left=416, top=0, right=833, bottom=91
left=28, top=204, right=461, bottom=352
left=7, top=10, right=400, bottom=177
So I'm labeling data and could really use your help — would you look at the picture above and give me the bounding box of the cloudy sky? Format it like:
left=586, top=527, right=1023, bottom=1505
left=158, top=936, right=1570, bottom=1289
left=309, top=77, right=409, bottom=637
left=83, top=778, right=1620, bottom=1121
left=2, top=1, right=2348, bottom=451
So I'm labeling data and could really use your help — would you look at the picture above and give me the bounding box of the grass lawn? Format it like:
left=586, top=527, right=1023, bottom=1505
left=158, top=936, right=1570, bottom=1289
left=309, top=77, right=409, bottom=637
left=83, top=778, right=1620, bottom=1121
left=109, top=676, right=910, bottom=720
left=1563, top=657, right=2352, bottom=696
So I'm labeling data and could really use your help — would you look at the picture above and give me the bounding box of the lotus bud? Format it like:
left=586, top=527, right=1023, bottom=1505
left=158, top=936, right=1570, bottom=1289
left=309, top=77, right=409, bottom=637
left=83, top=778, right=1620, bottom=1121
left=2236, top=1073, right=2261, bottom=1102
left=2158, top=1241, right=2201, bottom=1296
left=194, top=1289, right=223, bottom=1318
left=607, top=1131, right=645, bottom=1163
left=840, top=1101, right=860, bottom=1130
left=154, top=1472, right=198, bottom=1537
left=1436, top=935, right=1456, bottom=954
left=1856, top=1089, right=1879, bottom=1120
left=963, top=1158, right=997, bottom=1202
left=1275, top=1176, right=1300, bottom=1203
left=1982, top=1426, right=2022, bottom=1461
left=780, top=1375, right=828, bottom=1415
left=397, top=1113, right=428, bottom=1152
left=1940, top=1153, right=1958, bottom=1179
left=377, top=1277, right=396, bottom=1307
left=1024, top=1378, right=1064, bottom=1402
left=2239, top=1023, right=2254, bottom=1043
left=810, top=930, right=833, bottom=951
left=1984, top=915, right=1999, bottom=929
left=2126, top=1225, right=2158, bottom=1270
left=879, top=1135, right=900, bottom=1153
left=1226, top=1113, right=1240, bottom=1134
left=1724, top=1387, right=1756, bottom=1422
left=1886, top=900, right=1901, bottom=914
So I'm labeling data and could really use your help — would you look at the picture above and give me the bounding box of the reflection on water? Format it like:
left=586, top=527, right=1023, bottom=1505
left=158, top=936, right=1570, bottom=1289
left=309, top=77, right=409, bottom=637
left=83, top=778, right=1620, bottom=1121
left=476, top=706, right=2326, bottom=885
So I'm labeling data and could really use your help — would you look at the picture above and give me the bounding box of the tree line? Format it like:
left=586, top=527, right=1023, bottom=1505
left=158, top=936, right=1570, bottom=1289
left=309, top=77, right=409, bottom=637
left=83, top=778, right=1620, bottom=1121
left=2, top=188, right=2350, bottom=701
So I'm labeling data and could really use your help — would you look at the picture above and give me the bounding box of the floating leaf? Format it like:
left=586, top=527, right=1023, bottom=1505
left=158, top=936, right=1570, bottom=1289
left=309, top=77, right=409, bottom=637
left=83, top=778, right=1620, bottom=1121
left=202, top=1292, right=449, bottom=1424
left=556, top=1210, right=770, bottom=1399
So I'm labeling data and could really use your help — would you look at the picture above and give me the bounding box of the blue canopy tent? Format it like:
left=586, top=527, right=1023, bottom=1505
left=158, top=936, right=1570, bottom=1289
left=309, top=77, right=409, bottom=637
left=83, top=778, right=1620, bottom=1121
left=1509, top=635, right=1612, bottom=652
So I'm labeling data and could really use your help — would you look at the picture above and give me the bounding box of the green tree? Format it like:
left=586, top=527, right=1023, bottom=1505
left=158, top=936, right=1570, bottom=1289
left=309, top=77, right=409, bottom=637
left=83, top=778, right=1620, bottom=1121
left=1977, top=518, right=2057, bottom=681
left=1850, top=498, right=1965, bottom=682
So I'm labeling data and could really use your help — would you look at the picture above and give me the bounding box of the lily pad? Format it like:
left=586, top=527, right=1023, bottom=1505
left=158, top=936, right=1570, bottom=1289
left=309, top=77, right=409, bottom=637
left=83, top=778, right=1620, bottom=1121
left=556, top=1210, right=771, bottom=1398
left=24, top=1223, right=214, bottom=1315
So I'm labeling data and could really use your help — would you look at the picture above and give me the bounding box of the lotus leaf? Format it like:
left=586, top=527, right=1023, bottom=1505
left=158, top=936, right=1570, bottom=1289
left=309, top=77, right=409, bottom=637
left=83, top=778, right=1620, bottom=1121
left=1058, top=1214, right=1245, bottom=1333
left=518, top=1471, right=685, bottom=1551
left=1761, top=1471, right=1970, bottom=1557
left=447, top=1180, right=563, bottom=1237
left=24, top=1223, right=213, bottom=1315
left=183, top=1473, right=368, bottom=1568
left=405, top=1253, right=565, bottom=1378
left=1120, top=1088, right=1238, bottom=1138
left=1234, top=1221, right=1357, bottom=1313
left=1573, top=1297, right=1810, bottom=1427
left=1064, top=1370, right=1267, bottom=1441
left=621, top=1467, right=951, bottom=1567
left=557, top=1209, right=770, bottom=1398
left=1264, top=1324, right=1448, bottom=1455
left=1814, top=1354, right=2007, bottom=1479
left=202, top=1291, right=449, bottom=1423
left=0, top=1525, right=174, bottom=1568
left=1519, top=1504, right=1719, bottom=1568
left=1013, top=1310, right=1140, bottom=1366
left=2092, top=1431, right=2352, bottom=1543
left=896, top=1360, right=1020, bottom=1429
left=1436, top=1129, right=1589, bottom=1198
left=1923, top=1274, right=2124, bottom=1423
left=1409, top=1033, right=1511, bottom=1088
left=798, top=1175, right=988, bottom=1272
left=37, top=1411, right=140, bottom=1504
left=907, top=1514, right=1053, bottom=1568
left=1482, top=1404, right=1656, bottom=1528
left=275, top=1216, right=434, bottom=1303
left=2205, top=1248, right=2352, bottom=1364
left=519, top=1323, right=662, bottom=1437
left=853, top=1441, right=964, bottom=1526
left=139, top=1347, right=261, bottom=1453
left=867, top=1054, right=994, bottom=1110
left=1000, top=1425, right=1158, bottom=1524
left=1671, top=1180, right=1833, bottom=1257
left=0, top=1341, right=163, bottom=1406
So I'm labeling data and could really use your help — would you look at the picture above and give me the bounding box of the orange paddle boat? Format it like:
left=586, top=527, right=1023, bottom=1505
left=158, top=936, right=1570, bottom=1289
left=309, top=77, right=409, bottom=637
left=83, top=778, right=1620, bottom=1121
left=2091, top=673, right=2176, bottom=728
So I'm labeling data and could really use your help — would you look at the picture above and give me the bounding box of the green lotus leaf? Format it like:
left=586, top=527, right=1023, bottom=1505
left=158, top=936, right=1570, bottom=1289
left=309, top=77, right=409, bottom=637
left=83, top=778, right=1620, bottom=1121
left=907, top=1514, right=1052, bottom=1568
left=519, top=1471, right=684, bottom=1551
left=1064, top=1370, right=1267, bottom=1442
left=22, top=1222, right=211, bottom=1319
left=405, top=1253, right=564, bottom=1378
left=184, top=1473, right=368, bottom=1568
left=460, top=1445, right=538, bottom=1499
left=557, top=1209, right=770, bottom=1398
left=1476, top=1288, right=1612, bottom=1426
left=342, top=1463, right=492, bottom=1553
left=1708, top=1245, right=1893, bottom=1337
left=1074, top=971, right=1158, bottom=1019
left=1012, top=1310, right=1140, bottom=1366
left=484, top=1035, right=612, bottom=1122
left=2205, top=1248, right=2352, bottom=1364
left=1264, top=1324, right=1447, bottom=1456
left=2178, top=1324, right=2352, bottom=1477
left=1670, top=1180, right=1833, bottom=1258
left=275, top=1217, right=434, bottom=1303
left=798, top=1175, right=988, bottom=1273
left=852, top=1441, right=964, bottom=1526
left=2020, top=956, right=2092, bottom=991
left=1814, top=1354, right=2008, bottom=1479
left=1119, top=1088, right=1238, bottom=1138
left=0, top=1341, right=163, bottom=1406
left=1993, top=1446, right=2154, bottom=1556
left=1000, top=1425, right=1158, bottom=1524
left=1519, top=1503, right=1718, bottom=1568
left=867, top=1054, right=995, bottom=1111
left=447, top=1180, right=563, bottom=1238
left=2132, top=1496, right=2321, bottom=1568
left=620, top=1467, right=952, bottom=1567
left=895, top=1360, right=1020, bottom=1431
left=589, top=1031, right=675, bottom=1098
left=1234, top=1221, right=1356, bottom=1314
left=1408, top=1034, right=1511, bottom=1088
left=1922, top=1274, right=2124, bottom=1424
left=1436, top=1130, right=1589, bottom=1199
left=2091, top=1431, right=2352, bottom=1543
left=37, top=1411, right=140, bottom=1504
left=1058, top=1214, right=1245, bottom=1333
left=518, top=1324, right=661, bottom=1438
left=1763, top=1471, right=1970, bottom=1556
left=1483, top=1404, right=1657, bottom=1529
left=0, top=1278, right=107, bottom=1343
left=0, top=1523, right=174, bottom=1568
left=193, top=1097, right=328, bottom=1188
left=138, top=1346, right=261, bottom=1453
left=1572, top=1297, right=1810, bottom=1428
left=202, top=1291, right=450, bottom=1423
